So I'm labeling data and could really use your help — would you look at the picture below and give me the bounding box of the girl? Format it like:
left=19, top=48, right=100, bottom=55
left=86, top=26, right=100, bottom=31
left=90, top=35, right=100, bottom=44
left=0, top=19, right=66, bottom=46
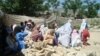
left=82, top=28, right=90, bottom=45
left=71, top=27, right=81, bottom=47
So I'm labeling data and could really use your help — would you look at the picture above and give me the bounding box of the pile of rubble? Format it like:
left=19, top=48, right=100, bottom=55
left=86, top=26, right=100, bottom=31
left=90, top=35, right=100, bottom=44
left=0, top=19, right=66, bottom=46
left=19, top=32, right=97, bottom=56
left=21, top=40, right=96, bottom=56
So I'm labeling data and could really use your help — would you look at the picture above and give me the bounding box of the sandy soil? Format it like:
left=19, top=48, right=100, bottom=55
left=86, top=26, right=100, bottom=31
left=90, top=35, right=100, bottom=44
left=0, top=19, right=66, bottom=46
left=21, top=30, right=100, bottom=56
left=68, top=31, right=100, bottom=56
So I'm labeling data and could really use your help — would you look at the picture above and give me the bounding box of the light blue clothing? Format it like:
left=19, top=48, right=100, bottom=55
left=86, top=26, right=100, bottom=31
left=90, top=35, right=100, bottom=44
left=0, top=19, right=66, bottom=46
left=16, top=32, right=28, bottom=50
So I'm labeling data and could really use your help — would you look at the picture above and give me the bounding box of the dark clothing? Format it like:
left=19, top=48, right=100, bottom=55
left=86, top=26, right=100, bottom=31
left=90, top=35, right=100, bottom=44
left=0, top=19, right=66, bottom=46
left=0, top=24, right=9, bottom=56
left=20, top=25, right=25, bottom=31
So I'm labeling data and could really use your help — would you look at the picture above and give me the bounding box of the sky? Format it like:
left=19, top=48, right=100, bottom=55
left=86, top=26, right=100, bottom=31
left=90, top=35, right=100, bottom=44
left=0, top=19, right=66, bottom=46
left=59, top=0, right=100, bottom=13
left=59, top=0, right=100, bottom=3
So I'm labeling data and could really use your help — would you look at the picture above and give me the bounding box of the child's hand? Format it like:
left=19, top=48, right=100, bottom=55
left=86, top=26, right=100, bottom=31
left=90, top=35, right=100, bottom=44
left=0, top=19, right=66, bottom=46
left=87, top=37, right=90, bottom=40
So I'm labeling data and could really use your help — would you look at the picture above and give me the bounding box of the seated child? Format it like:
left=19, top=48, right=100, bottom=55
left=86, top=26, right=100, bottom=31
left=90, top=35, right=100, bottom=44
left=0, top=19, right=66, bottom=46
left=43, top=29, right=55, bottom=45
left=31, top=25, right=43, bottom=42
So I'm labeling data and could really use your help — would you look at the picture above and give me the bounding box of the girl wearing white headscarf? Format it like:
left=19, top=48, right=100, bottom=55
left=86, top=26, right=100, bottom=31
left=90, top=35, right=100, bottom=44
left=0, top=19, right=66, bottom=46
left=56, top=19, right=72, bottom=47
left=79, top=19, right=88, bottom=39
left=79, top=19, right=88, bottom=34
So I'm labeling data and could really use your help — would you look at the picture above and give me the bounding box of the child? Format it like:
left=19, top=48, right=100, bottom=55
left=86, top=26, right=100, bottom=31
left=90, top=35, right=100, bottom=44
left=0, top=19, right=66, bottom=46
left=71, top=27, right=82, bottom=47
left=82, top=28, right=90, bottom=45
left=43, top=29, right=55, bottom=45
left=15, top=26, right=28, bottom=51
left=31, top=25, right=43, bottom=42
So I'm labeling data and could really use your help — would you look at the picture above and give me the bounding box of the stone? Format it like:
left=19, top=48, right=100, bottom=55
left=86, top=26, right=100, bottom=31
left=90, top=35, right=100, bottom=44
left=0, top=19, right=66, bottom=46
left=76, top=52, right=96, bottom=56
left=76, top=52, right=87, bottom=56
left=67, top=52, right=77, bottom=56
left=87, top=52, right=96, bottom=56
left=34, top=41, right=46, bottom=50
left=45, top=51, right=54, bottom=56
left=51, top=53, right=61, bottom=56
left=36, top=52, right=45, bottom=56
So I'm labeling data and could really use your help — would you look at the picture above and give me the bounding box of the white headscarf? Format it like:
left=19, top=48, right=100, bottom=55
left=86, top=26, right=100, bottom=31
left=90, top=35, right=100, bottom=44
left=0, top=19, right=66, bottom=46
left=57, top=19, right=72, bottom=47
left=40, top=24, right=48, bottom=36
left=63, top=19, right=72, bottom=35
left=56, top=19, right=72, bottom=35
left=12, top=24, right=17, bottom=31
left=79, top=19, right=87, bottom=33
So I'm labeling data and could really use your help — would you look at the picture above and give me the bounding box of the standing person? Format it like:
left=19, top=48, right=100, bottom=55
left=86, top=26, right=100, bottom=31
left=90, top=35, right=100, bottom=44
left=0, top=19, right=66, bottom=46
left=79, top=19, right=88, bottom=36
left=79, top=19, right=89, bottom=42
left=82, top=28, right=90, bottom=45
left=57, top=19, right=72, bottom=48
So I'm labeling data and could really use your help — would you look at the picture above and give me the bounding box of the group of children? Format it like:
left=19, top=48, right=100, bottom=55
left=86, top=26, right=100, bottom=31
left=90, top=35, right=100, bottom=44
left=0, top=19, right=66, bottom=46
left=56, top=19, right=90, bottom=48
left=5, top=19, right=90, bottom=55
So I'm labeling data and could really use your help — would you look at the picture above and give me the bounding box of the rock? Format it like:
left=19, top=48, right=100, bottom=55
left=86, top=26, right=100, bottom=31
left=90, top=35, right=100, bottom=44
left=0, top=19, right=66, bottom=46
left=76, top=52, right=96, bottom=56
left=74, top=47, right=81, bottom=51
left=76, top=52, right=87, bottom=56
left=36, top=52, right=45, bottom=56
left=87, top=52, right=96, bottom=56
left=45, top=48, right=55, bottom=53
left=67, top=52, right=77, bottom=56
left=38, top=49, right=45, bottom=53
left=51, top=53, right=61, bottom=56
left=45, top=51, right=54, bottom=56
left=34, top=41, right=46, bottom=50
left=93, top=42, right=100, bottom=46
left=55, top=46, right=68, bottom=55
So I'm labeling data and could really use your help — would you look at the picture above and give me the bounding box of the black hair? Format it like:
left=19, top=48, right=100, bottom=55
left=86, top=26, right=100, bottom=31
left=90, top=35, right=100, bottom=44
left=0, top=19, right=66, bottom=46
left=31, top=21, right=35, bottom=28
left=13, top=26, right=21, bottom=35
left=20, top=22, right=24, bottom=26
left=24, top=21, right=27, bottom=25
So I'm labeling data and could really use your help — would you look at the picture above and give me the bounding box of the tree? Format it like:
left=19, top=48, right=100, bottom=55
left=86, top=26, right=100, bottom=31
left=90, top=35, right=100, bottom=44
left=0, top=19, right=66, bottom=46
left=62, top=0, right=100, bottom=18
left=44, top=0, right=60, bottom=20
left=0, top=0, right=46, bottom=16
left=84, top=0, right=100, bottom=18
left=63, top=0, right=83, bottom=18
left=45, top=0, right=60, bottom=12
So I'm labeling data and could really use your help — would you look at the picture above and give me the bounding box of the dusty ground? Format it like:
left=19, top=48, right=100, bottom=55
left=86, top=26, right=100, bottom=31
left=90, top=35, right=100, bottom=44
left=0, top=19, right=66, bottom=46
left=21, top=30, right=100, bottom=56
left=60, top=30, right=100, bottom=56
left=69, top=30, right=100, bottom=56
left=81, top=31, right=100, bottom=56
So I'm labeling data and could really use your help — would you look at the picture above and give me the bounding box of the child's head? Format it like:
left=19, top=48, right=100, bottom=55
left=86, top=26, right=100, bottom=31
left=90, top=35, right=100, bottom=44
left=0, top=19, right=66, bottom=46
left=73, top=26, right=77, bottom=30
left=73, top=26, right=79, bottom=33
left=20, top=22, right=24, bottom=26
left=14, top=26, right=22, bottom=34
left=47, top=29, right=55, bottom=36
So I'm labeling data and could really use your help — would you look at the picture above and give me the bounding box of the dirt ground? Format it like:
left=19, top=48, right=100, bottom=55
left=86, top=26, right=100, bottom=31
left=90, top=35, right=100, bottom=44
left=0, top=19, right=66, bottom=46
left=77, top=31, right=100, bottom=56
